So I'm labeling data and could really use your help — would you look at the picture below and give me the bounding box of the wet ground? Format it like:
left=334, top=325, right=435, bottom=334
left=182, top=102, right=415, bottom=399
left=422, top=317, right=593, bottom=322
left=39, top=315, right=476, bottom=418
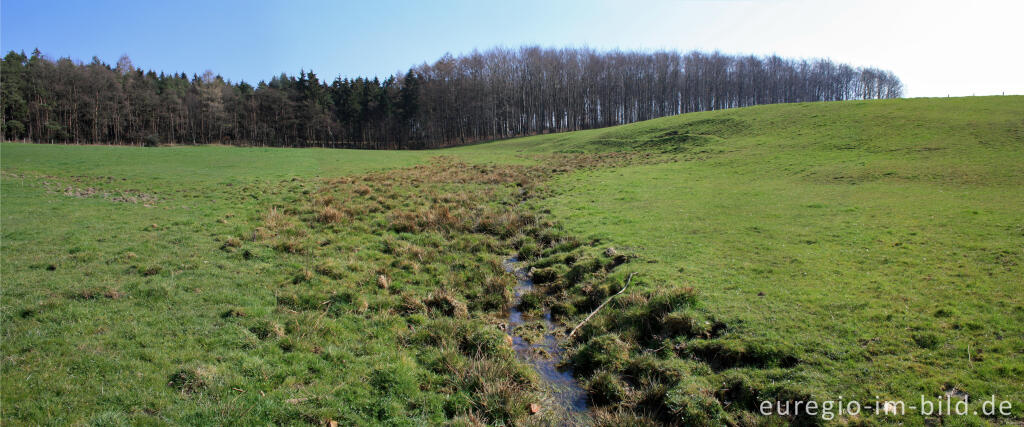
left=503, top=257, right=589, bottom=423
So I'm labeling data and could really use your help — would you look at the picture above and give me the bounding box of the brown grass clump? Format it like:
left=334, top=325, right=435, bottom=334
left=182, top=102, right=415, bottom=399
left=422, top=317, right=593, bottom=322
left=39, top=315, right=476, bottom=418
left=276, top=238, right=307, bottom=254
left=292, top=268, right=314, bottom=284
left=477, top=275, right=513, bottom=311
left=424, top=288, right=469, bottom=318
left=398, top=293, right=427, bottom=315
left=141, top=265, right=162, bottom=276
left=221, top=236, right=242, bottom=250
left=251, top=226, right=274, bottom=241
left=425, top=204, right=461, bottom=231
left=473, top=209, right=532, bottom=237
left=168, top=366, right=212, bottom=395
left=222, top=308, right=246, bottom=318
left=264, top=206, right=287, bottom=229
left=613, top=291, right=649, bottom=309
left=316, top=205, right=344, bottom=224
left=313, top=194, right=335, bottom=207
left=387, top=210, right=420, bottom=233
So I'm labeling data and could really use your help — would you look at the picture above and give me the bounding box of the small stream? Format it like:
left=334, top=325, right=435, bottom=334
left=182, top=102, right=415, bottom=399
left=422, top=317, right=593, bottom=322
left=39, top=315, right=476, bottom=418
left=503, top=257, right=589, bottom=420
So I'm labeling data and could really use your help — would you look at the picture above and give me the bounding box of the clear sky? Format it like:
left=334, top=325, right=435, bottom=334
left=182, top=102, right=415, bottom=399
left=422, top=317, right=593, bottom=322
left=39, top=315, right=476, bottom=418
left=2, top=0, right=1021, bottom=98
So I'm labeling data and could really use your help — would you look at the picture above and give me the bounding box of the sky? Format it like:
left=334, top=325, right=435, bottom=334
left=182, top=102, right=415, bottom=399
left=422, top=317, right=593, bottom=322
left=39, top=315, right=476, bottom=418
left=2, top=0, right=1021, bottom=98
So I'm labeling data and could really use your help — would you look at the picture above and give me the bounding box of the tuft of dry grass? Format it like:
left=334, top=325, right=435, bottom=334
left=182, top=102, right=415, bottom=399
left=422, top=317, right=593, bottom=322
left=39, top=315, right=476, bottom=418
left=292, top=268, right=314, bottom=284
left=250, top=321, right=286, bottom=340
left=313, top=194, right=335, bottom=207
left=264, top=206, right=287, bottom=229
left=316, top=205, right=344, bottom=224
left=398, top=293, right=427, bottom=315
left=250, top=226, right=274, bottom=241
left=221, top=236, right=242, bottom=250
left=424, top=288, right=469, bottom=318
left=274, top=236, right=307, bottom=254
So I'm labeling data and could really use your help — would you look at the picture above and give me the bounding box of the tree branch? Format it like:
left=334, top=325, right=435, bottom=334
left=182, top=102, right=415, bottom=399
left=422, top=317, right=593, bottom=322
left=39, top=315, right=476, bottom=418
left=568, top=272, right=635, bottom=340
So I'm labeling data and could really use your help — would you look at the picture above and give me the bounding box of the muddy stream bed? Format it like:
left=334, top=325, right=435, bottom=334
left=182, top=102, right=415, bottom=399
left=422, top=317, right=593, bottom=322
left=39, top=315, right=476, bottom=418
left=502, top=257, right=589, bottom=424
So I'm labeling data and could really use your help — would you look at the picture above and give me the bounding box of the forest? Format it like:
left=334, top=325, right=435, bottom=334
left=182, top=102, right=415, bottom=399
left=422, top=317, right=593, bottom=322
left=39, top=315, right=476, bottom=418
left=0, top=47, right=903, bottom=149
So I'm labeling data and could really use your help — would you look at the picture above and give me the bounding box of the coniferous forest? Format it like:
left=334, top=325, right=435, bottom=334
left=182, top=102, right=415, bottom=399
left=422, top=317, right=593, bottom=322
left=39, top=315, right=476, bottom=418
left=1, top=47, right=902, bottom=149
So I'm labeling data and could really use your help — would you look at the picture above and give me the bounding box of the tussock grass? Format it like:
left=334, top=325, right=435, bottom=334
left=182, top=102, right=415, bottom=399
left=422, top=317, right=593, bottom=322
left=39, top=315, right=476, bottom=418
left=315, top=205, right=344, bottom=223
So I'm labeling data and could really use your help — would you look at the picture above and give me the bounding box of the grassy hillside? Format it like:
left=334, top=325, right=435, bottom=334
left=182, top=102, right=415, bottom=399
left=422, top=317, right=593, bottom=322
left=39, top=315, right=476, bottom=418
left=506, top=96, right=1024, bottom=424
left=2, top=96, right=1022, bottom=425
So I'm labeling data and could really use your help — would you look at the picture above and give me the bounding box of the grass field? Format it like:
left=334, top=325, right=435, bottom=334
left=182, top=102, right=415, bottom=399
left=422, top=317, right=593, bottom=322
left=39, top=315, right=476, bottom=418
left=2, top=96, right=1022, bottom=425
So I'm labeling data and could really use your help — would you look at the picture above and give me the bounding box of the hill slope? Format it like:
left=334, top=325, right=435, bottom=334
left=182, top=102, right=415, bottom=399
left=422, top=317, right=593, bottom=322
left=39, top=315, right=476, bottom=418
left=2, top=96, right=1022, bottom=425
left=474, top=96, right=1024, bottom=423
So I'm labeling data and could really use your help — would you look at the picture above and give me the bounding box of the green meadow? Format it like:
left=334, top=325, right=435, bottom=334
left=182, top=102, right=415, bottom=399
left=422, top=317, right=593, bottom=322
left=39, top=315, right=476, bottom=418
left=2, top=96, right=1022, bottom=425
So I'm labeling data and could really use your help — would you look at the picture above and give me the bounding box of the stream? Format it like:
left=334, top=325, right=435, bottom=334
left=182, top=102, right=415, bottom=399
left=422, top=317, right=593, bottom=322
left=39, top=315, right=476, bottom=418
left=503, top=257, right=589, bottom=422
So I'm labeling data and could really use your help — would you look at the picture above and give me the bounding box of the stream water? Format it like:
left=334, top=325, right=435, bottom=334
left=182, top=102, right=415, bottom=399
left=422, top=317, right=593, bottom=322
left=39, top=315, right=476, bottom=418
left=502, top=257, right=589, bottom=420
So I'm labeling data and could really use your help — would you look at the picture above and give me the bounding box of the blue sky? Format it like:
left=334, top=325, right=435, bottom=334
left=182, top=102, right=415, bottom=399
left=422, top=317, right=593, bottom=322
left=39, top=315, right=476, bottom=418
left=2, top=0, right=1021, bottom=97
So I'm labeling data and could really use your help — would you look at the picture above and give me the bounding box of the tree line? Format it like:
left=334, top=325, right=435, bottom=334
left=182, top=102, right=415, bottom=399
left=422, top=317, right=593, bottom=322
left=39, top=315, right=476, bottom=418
left=1, top=47, right=902, bottom=149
